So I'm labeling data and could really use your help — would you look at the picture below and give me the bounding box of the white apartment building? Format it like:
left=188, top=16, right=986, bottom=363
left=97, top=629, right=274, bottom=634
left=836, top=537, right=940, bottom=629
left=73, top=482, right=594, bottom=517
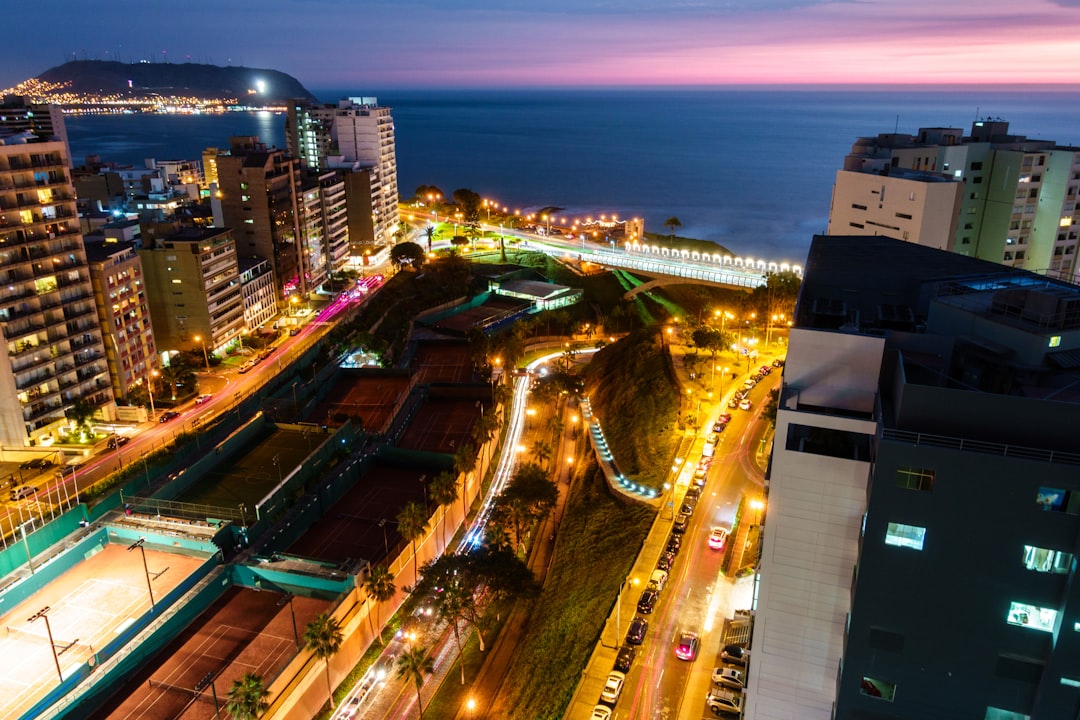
left=834, top=120, right=1080, bottom=282
left=0, top=133, right=114, bottom=446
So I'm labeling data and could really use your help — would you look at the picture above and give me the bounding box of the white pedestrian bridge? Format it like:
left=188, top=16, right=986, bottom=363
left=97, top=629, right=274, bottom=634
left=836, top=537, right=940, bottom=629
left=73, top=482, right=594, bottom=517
left=521, top=238, right=802, bottom=297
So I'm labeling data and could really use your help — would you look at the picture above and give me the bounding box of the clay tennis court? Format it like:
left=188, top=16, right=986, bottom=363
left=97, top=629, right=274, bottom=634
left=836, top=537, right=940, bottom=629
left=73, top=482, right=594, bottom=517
left=176, top=428, right=314, bottom=510
left=411, top=342, right=475, bottom=385
left=397, top=397, right=483, bottom=454
left=307, top=373, right=413, bottom=433
left=287, top=463, right=432, bottom=565
left=0, top=542, right=207, bottom=720
left=91, top=586, right=331, bottom=720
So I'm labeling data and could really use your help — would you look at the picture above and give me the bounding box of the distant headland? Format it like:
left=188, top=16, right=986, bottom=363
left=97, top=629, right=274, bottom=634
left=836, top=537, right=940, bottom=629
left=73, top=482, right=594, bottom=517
left=1, top=60, right=317, bottom=114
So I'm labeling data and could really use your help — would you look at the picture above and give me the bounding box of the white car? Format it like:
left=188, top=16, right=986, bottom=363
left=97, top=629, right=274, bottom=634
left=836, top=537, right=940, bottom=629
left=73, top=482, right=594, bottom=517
left=706, top=688, right=744, bottom=715
left=590, top=705, right=612, bottom=720
left=738, top=398, right=752, bottom=411
left=713, top=666, right=745, bottom=689
left=599, top=670, right=625, bottom=705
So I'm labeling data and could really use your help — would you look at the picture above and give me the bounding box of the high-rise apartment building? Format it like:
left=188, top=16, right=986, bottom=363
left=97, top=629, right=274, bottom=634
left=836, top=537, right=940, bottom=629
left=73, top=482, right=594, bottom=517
left=832, top=121, right=1080, bottom=281
left=212, top=136, right=304, bottom=304
left=139, top=227, right=244, bottom=357
left=84, top=240, right=158, bottom=403
left=750, top=234, right=1080, bottom=720
left=0, top=96, right=69, bottom=157
left=286, top=97, right=399, bottom=255
left=0, top=131, right=113, bottom=446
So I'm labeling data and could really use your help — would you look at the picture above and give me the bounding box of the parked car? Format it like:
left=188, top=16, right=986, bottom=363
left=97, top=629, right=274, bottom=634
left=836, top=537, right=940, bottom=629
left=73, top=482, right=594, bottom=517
left=738, top=399, right=752, bottom=411
left=19, top=457, right=52, bottom=470
left=772, top=358, right=785, bottom=367
left=693, top=466, right=708, bottom=482
left=614, top=645, right=637, bottom=673
left=589, top=706, right=612, bottom=720
left=719, top=413, right=732, bottom=424
left=727, top=398, right=739, bottom=409
left=666, top=534, right=683, bottom=554
left=680, top=500, right=696, bottom=516
left=712, top=421, right=727, bottom=433
left=637, top=588, right=659, bottom=614
left=107, top=435, right=131, bottom=449
left=625, top=617, right=648, bottom=645
left=706, top=432, right=720, bottom=445
left=708, top=527, right=729, bottom=551
left=721, top=644, right=750, bottom=666
left=672, top=512, right=689, bottom=534
left=675, top=630, right=700, bottom=660
left=713, top=666, right=746, bottom=689
left=648, top=569, right=668, bottom=592
left=195, top=394, right=213, bottom=405
left=238, top=361, right=255, bottom=374
left=10, top=485, right=37, bottom=501
left=599, top=671, right=625, bottom=706
left=685, top=486, right=702, bottom=501
left=706, top=688, right=744, bottom=716
left=656, top=551, right=676, bottom=572
left=760, top=365, right=772, bottom=375
left=159, top=410, right=181, bottom=423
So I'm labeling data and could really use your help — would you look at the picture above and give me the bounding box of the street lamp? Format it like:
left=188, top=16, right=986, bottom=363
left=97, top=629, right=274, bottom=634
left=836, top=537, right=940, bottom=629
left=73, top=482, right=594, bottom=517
left=127, top=537, right=155, bottom=610
left=146, top=369, right=158, bottom=419
left=278, top=592, right=300, bottom=650
left=28, top=607, right=63, bottom=682
left=193, top=335, right=211, bottom=373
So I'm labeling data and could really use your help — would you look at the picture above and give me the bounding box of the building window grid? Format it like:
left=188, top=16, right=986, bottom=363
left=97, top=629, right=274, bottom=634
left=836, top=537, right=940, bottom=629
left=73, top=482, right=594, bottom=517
left=896, top=467, right=934, bottom=491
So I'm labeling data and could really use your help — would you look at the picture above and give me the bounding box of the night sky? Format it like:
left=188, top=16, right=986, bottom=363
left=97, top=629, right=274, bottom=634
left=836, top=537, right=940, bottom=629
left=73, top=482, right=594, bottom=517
left=5, top=0, right=1080, bottom=90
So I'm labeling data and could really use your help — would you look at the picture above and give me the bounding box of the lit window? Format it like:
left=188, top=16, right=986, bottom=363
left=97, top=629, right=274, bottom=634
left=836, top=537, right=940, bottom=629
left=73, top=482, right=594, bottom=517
left=896, top=467, right=934, bottom=492
left=1023, top=546, right=1073, bottom=574
left=1007, top=602, right=1057, bottom=633
left=860, top=676, right=896, bottom=701
left=885, top=523, right=925, bottom=550
left=1049, top=336, right=1062, bottom=348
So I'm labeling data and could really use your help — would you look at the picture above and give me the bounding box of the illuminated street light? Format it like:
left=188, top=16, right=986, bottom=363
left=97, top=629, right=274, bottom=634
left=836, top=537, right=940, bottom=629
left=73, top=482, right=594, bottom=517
left=193, top=335, right=211, bottom=373
left=146, top=368, right=159, bottom=419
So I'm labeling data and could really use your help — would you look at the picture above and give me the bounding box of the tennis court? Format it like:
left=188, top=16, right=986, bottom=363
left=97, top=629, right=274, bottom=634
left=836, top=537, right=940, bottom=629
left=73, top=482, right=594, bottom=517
left=0, top=543, right=206, bottom=720
left=176, top=428, right=314, bottom=510
left=397, top=398, right=482, bottom=454
left=90, top=586, right=331, bottom=720
left=411, top=342, right=475, bottom=385
left=287, top=464, right=431, bottom=565
left=307, top=373, right=413, bottom=433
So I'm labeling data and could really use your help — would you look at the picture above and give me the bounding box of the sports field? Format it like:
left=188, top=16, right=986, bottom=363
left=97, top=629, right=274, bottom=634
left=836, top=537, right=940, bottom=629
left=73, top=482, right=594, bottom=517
left=0, top=543, right=207, bottom=720
left=287, top=463, right=431, bottom=565
left=90, top=586, right=331, bottom=719
left=412, top=342, right=474, bottom=385
left=396, top=398, right=482, bottom=454
left=177, top=428, right=314, bottom=511
left=308, top=373, right=412, bottom=434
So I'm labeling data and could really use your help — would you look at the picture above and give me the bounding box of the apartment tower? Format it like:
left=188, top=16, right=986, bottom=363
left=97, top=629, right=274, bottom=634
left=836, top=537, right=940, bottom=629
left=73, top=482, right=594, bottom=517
left=750, top=234, right=1080, bottom=720
left=0, top=129, right=113, bottom=446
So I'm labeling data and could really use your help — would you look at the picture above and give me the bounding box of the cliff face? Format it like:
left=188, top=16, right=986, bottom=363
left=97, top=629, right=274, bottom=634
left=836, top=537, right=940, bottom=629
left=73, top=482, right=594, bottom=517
left=35, top=60, right=317, bottom=103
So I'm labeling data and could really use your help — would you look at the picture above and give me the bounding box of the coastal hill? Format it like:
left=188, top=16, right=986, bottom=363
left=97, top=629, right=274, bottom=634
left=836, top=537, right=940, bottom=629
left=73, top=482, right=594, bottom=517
left=6, top=60, right=316, bottom=110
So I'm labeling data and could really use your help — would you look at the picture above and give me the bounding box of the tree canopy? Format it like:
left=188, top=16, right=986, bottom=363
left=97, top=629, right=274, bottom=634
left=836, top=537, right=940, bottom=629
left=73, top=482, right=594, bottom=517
left=390, top=241, right=426, bottom=269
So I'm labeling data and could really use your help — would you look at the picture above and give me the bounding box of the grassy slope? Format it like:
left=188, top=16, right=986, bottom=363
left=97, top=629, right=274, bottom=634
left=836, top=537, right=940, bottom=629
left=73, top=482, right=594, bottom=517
left=498, top=459, right=654, bottom=719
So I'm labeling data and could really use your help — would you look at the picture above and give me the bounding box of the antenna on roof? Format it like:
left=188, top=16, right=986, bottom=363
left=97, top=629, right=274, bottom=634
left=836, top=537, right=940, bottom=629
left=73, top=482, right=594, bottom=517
left=894, top=115, right=899, bottom=133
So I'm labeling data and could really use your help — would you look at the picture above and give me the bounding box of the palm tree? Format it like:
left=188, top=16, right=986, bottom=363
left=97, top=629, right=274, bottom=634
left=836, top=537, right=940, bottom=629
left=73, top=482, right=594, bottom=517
left=397, top=501, right=429, bottom=587
left=429, top=471, right=459, bottom=552
left=663, top=216, right=682, bottom=242
left=225, top=672, right=269, bottom=720
left=424, top=225, right=435, bottom=253
left=531, top=439, right=552, bottom=470
left=396, top=645, right=436, bottom=719
left=303, top=612, right=344, bottom=710
left=363, top=565, right=396, bottom=646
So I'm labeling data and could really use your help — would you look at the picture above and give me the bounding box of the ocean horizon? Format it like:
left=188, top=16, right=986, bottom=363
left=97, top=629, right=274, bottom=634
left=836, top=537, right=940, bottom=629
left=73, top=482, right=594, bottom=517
left=64, top=87, right=1080, bottom=267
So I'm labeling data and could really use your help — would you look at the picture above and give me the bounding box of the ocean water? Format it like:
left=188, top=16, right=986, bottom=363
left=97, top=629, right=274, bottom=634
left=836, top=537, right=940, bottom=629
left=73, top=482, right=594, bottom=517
left=64, top=88, right=1080, bottom=266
